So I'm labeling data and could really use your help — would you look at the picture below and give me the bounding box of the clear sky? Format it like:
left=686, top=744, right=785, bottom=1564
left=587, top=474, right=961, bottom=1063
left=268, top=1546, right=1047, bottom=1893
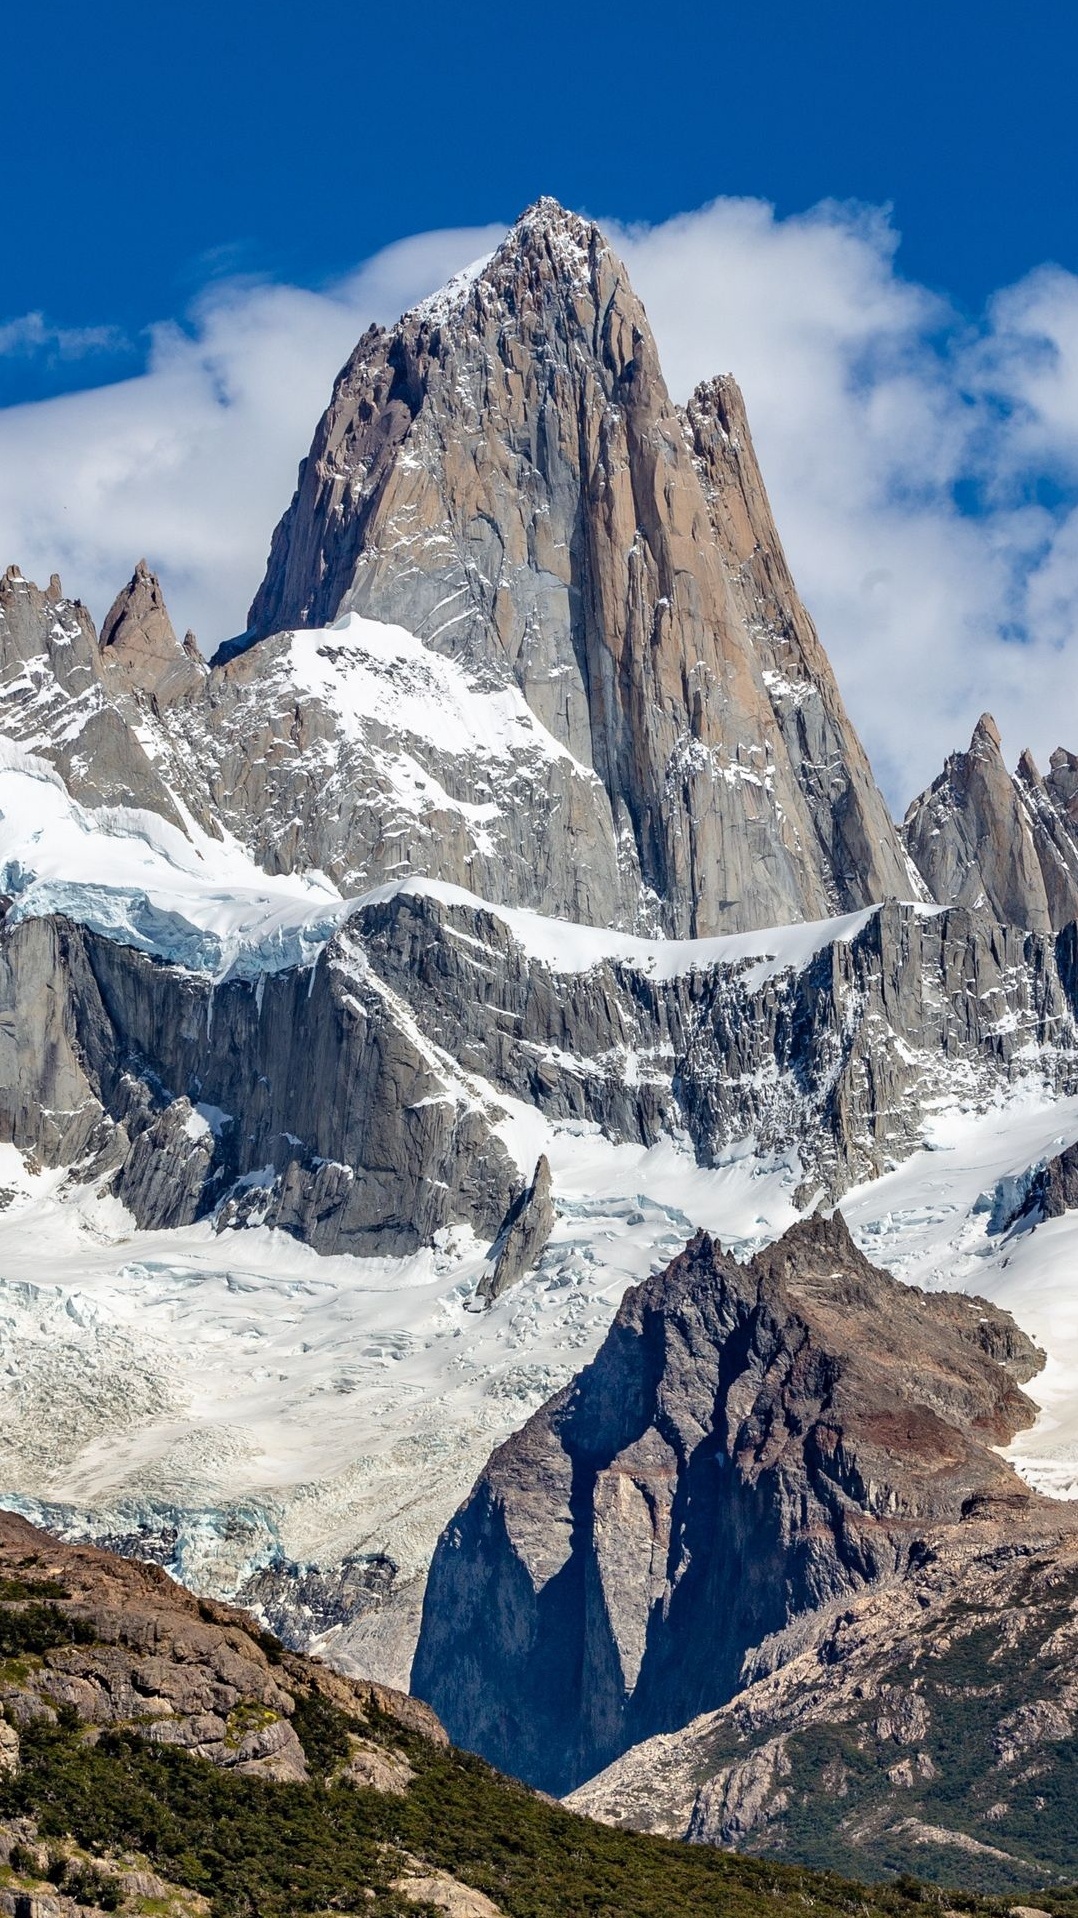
left=5, top=0, right=1077, bottom=405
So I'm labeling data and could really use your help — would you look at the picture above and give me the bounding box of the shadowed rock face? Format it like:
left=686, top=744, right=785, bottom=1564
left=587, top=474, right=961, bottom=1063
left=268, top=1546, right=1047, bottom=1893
left=4, top=888, right=1077, bottom=1254
left=246, top=199, right=912, bottom=937
left=0, top=910, right=520, bottom=1256
left=904, top=714, right=1078, bottom=933
left=410, top=1213, right=1044, bottom=1795
left=478, top=1154, right=555, bottom=1304
left=567, top=1514, right=1078, bottom=1891
left=1006, top=1134, right=1078, bottom=1229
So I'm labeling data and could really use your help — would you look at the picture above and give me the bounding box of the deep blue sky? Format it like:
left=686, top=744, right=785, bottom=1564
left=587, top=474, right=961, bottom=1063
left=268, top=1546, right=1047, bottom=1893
left=4, top=0, right=1077, bottom=406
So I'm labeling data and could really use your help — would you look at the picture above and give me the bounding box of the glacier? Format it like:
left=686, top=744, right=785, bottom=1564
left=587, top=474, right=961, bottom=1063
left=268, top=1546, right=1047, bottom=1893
left=0, top=735, right=352, bottom=980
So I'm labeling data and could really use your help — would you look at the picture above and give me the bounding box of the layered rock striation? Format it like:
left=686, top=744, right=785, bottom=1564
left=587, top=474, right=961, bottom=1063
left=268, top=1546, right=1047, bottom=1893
left=0, top=907, right=520, bottom=1255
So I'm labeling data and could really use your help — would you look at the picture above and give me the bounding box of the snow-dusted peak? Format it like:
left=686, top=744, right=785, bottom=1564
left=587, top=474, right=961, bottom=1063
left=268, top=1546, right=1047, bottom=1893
left=408, top=251, right=495, bottom=327
left=406, top=199, right=604, bottom=333
left=464, top=195, right=608, bottom=304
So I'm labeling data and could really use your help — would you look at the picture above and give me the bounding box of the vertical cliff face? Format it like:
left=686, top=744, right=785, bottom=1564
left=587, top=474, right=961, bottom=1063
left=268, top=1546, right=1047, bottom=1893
left=904, top=714, right=1078, bottom=932
left=684, top=376, right=920, bottom=911
left=0, top=908, right=521, bottom=1255
left=410, top=1215, right=1043, bottom=1795
left=248, top=199, right=910, bottom=936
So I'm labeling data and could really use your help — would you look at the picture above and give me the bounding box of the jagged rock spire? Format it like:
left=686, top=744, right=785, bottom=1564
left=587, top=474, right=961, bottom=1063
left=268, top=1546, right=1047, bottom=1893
left=413, top=1209, right=1044, bottom=1793
left=246, top=196, right=913, bottom=936
left=684, top=372, right=923, bottom=914
left=100, top=559, right=203, bottom=706
left=904, top=713, right=1078, bottom=932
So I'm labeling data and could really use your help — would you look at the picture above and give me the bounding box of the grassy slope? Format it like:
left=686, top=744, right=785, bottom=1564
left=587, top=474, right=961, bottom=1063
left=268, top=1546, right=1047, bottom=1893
left=0, top=1572, right=1075, bottom=1918
left=0, top=1684, right=1060, bottom=1918
left=687, top=1560, right=1078, bottom=1896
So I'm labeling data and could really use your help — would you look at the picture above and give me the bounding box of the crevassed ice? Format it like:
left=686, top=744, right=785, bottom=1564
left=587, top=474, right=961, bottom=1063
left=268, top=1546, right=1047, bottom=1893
left=0, top=738, right=347, bottom=983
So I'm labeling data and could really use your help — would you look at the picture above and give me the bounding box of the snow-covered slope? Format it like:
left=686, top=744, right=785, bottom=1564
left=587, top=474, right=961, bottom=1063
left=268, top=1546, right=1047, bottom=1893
left=842, top=1092, right=1078, bottom=1498
left=0, top=729, right=880, bottom=989
left=0, top=738, right=348, bottom=979
left=2, top=1076, right=1078, bottom=1689
left=4, top=639, right=1078, bottom=1686
left=0, top=1128, right=799, bottom=1683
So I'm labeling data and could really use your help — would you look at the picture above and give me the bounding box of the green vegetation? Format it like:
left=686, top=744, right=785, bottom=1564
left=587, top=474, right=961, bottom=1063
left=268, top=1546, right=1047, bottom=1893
left=0, top=1685, right=1051, bottom=1918
left=0, top=1601, right=95, bottom=1659
left=222, top=1702, right=279, bottom=1751
left=716, top=1567, right=1078, bottom=1895
left=0, top=1575, right=70, bottom=1602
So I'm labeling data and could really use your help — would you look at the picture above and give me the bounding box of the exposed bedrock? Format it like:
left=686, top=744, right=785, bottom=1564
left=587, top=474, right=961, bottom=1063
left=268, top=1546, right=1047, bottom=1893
left=247, top=199, right=912, bottom=936
left=904, top=712, right=1078, bottom=934
left=410, top=1213, right=1046, bottom=1795
left=353, top=888, right=1078, bottom=1197
left=566, top=1515, right=1078, bottom=1891
left=478, top=1154, right=556, bottom=1304
left=0, top=567, right=197, bottom=834
left=0, top=911, right=518, bottom=1254
left=2, top=886, right=1078, bottom=1256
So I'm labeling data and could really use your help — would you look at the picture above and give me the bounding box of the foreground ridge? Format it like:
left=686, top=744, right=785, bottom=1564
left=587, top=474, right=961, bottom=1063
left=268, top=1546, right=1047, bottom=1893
left=0, top=1511, right=1010, bottom=1918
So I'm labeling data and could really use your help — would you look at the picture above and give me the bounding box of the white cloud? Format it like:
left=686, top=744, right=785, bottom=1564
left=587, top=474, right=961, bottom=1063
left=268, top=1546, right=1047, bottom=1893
left=613, top=201, right=1078, bottom=807
left=4, top=197, right=1078, bottom=810
left=0, top=313, right=125, bottom=359
left=0, top=226, right=505, bottom=651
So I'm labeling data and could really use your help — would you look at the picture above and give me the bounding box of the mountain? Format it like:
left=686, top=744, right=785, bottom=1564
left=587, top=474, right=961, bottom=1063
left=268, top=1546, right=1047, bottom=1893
left=410, top=1211, right=1057, bottom=1796
left=99, top=557, right=205, bottom=707
left=4, top=193, right=1078, bottom=1874
left=0, top=1509, right=984, bottom=1918
left=904, top=714, right=1078, bottom=933
left=247, top=198, right=915, bottom=936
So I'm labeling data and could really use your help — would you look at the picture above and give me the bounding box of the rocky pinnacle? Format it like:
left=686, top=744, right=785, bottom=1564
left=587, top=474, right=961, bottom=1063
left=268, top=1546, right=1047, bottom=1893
left=247, top=198, right=913, bottom=935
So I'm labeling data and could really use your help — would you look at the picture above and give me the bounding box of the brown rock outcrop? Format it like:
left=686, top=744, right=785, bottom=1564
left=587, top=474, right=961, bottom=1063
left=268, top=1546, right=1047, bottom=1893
left=412, top=1211, right=1047, bottom=1795
left=0, top=1508, right=444, bottom=1776
left=99, top=560, right=204, bottom=707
